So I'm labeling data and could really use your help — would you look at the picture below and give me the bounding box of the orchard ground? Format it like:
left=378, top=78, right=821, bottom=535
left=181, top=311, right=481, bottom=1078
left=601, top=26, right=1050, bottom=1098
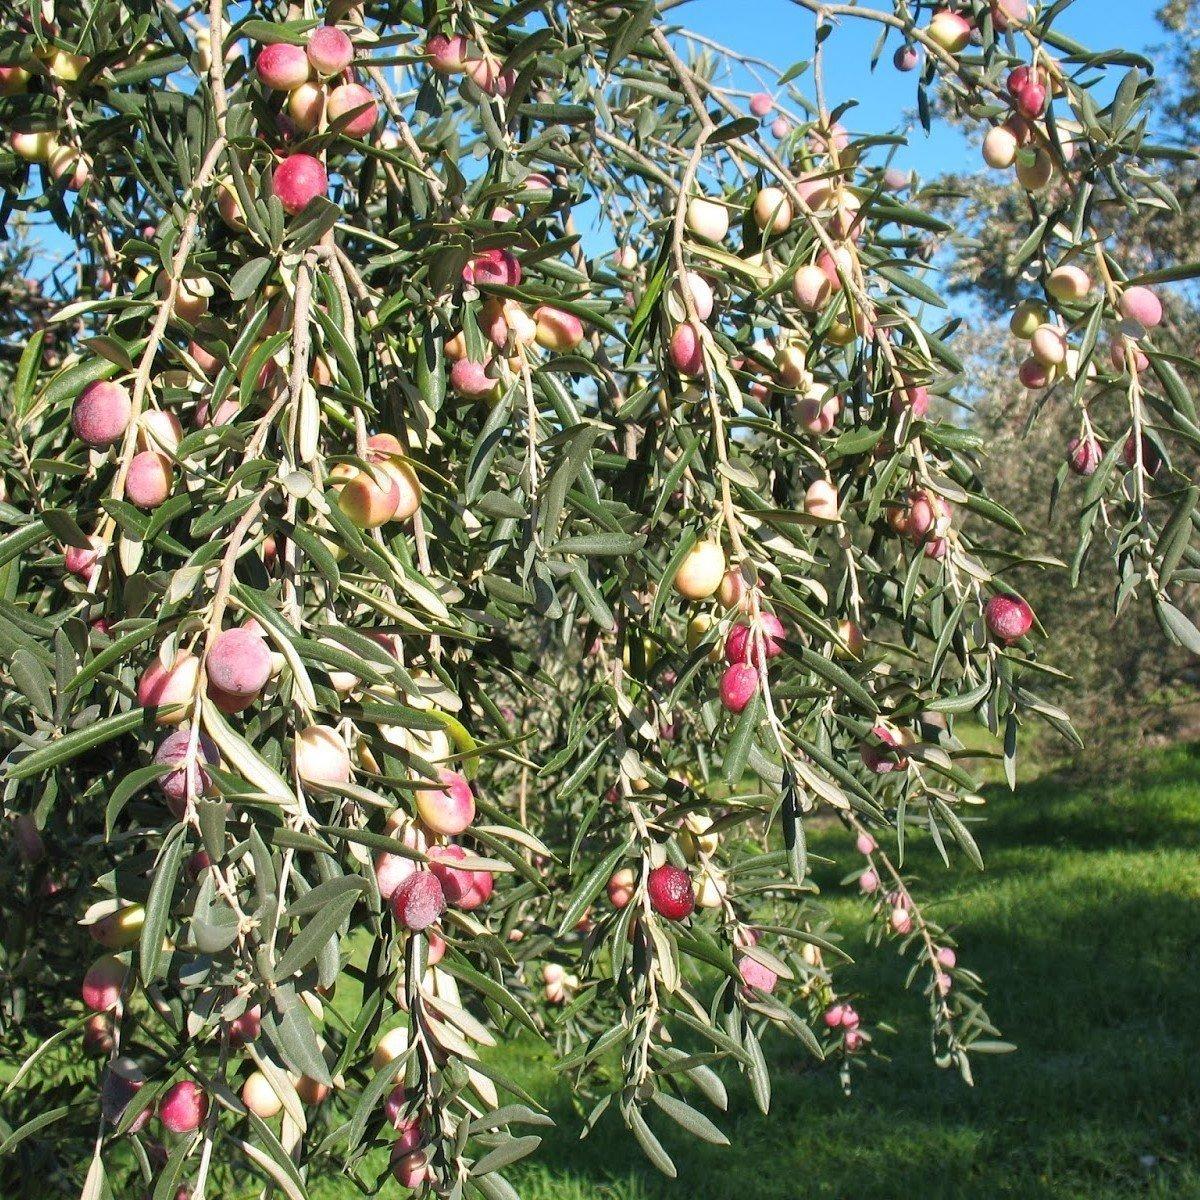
left=309, top=739, right=1200, bottom=1200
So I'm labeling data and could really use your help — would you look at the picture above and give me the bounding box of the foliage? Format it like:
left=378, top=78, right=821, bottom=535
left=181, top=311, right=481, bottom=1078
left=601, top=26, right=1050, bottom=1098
left=926, top=3, right=1200, bottom=743
left=952, top=327, right=1196, bottom=746
left=0, top=1, right=1196, bottom=1197
left=386, top=741, right=1200, bottom=1200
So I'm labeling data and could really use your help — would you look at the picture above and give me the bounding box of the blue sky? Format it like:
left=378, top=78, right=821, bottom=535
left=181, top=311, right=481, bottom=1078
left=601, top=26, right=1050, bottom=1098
left=22, top=2, right=1175, bottom=285
left=674, top=0, right=1172, bottom=181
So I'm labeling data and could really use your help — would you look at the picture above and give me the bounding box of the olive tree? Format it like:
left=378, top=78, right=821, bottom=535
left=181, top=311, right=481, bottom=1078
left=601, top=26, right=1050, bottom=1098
left=0, top=0, right=1195, bottom=1196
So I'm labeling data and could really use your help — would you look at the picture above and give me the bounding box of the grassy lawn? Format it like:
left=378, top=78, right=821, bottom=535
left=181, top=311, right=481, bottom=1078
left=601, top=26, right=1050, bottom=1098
left=317, top=741, right=1200, bottom=1200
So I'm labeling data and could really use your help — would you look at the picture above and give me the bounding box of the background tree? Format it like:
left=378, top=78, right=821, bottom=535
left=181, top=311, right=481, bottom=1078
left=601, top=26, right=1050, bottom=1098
left=932, top=1, right=1200, bottom=746
left=948, top=327, right=1192, bottom=749
left=0, top=2, right=1196, bottom=1198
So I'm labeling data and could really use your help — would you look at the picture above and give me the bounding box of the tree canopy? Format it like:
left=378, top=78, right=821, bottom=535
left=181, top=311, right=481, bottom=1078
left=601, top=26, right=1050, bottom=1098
left=0, top=1, right=1196, bottom=1196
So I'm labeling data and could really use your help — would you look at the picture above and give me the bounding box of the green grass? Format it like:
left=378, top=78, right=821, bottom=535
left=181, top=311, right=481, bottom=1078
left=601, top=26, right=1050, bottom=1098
left=330, top=742, right=1200, bottom=1200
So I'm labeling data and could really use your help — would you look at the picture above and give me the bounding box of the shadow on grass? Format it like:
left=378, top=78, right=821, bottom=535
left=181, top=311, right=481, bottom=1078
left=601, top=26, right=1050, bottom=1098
left=967, top=739, right=1200, bottom=858
left=503, top=743, right=1200, bottom=1200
